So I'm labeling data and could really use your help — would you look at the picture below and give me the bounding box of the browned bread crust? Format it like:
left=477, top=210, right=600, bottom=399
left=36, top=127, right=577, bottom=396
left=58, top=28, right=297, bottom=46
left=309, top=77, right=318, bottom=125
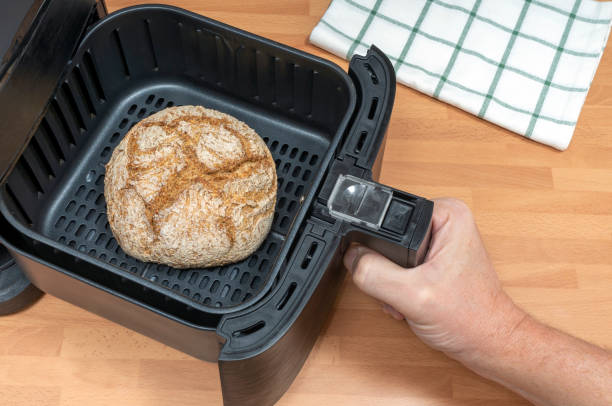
left=104, top=105, right=277, bottom=268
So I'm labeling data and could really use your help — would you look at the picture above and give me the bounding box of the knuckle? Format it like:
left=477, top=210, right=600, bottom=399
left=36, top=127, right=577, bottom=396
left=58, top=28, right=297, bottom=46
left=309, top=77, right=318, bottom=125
left=445, top=198, right=473, bottom=220
left=448, top=197, right=469, bottom=211
left=414, top=286, right=436, bottom=308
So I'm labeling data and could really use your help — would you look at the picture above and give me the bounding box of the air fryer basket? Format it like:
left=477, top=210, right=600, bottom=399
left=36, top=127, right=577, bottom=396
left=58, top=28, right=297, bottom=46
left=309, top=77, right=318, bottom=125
left=0, top=5, right=356, bottom=315
left=0, top=3, right=435, bottom=405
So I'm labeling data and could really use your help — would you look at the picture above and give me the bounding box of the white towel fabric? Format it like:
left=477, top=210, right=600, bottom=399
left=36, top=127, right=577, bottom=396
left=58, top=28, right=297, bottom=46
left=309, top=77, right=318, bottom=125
left=310, top=0, right=612, bottom=150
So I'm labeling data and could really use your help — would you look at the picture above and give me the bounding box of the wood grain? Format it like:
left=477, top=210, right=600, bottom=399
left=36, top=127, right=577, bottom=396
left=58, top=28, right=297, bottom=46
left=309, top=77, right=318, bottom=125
left=1, top=1, right=611, bottom=405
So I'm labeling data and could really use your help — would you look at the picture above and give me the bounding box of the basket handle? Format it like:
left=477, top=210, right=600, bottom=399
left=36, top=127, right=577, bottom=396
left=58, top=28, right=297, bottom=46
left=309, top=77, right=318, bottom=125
left=322, top=46, right=433, bottom=268
left=339, top=45, right=395, bottom=172
left=328, top=174, right=433, bottom=268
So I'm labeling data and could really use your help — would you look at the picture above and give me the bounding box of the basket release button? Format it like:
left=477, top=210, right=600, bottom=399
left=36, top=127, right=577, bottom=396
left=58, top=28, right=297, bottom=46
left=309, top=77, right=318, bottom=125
left=381, top=200, right=413, bottom=235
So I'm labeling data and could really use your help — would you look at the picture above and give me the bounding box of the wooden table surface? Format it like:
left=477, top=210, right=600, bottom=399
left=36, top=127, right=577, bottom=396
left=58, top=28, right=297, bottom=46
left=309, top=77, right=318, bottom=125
left=2, top=1, right=612, bottom=405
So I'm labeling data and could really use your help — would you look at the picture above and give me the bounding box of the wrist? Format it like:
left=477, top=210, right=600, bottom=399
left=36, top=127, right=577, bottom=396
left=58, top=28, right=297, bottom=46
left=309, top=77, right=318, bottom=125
left=450, top=292, right=530, bottom=370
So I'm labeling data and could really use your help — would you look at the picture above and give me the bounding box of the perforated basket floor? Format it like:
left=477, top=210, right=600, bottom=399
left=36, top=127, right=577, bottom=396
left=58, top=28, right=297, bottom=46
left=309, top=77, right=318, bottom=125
left=39, top=81, right=329, bottom=309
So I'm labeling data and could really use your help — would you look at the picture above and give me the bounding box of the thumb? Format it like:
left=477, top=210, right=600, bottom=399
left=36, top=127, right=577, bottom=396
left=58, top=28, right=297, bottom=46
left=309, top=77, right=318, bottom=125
left=343, top=245, right=424, bottom=312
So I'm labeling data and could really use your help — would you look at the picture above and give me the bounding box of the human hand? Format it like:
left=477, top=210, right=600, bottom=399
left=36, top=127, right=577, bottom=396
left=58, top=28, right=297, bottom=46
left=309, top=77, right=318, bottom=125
left=343, top=198, right=526, bottom=362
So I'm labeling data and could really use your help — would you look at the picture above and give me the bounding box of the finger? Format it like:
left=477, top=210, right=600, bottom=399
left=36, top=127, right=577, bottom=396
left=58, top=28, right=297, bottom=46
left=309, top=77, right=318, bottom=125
left=383, top=303, right=405, bottom=320
left=344, top=245, right=423, bottom=311
left=424, top=198, right=474, bottom=260
left=381, top=304, right=389, bottom=315
left=430, top=198, right=474, bottom=232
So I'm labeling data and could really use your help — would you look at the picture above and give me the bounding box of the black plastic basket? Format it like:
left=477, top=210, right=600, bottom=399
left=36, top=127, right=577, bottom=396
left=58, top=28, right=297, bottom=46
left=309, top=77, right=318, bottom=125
left=0, top=2, right=433, bottom=405
left=1, top=4, right=355, bottom=316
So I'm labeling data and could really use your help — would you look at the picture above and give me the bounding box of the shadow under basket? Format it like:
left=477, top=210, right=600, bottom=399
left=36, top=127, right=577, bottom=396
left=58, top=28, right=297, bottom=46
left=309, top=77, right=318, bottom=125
left=0, top=3, right=434, bottom=406
left=0, top=5, right=353, bottom=316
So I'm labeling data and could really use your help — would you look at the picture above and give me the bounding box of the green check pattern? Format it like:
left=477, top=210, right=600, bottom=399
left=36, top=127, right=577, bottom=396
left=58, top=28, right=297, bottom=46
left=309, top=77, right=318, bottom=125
left=434, top=0, right=483, bottom=97
left=310, top=0, right=612, bottom=150
left=479, top=1, right=531, bottom=118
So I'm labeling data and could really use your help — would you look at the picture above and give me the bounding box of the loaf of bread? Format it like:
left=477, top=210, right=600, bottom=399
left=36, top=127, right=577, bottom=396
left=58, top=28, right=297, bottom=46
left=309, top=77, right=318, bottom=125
left=104, top=105, right=277, bottom=269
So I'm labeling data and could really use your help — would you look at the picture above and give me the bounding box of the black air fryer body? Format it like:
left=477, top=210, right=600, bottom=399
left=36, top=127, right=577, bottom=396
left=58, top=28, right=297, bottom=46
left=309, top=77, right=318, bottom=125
left=0, top=1, right=433, bottom=404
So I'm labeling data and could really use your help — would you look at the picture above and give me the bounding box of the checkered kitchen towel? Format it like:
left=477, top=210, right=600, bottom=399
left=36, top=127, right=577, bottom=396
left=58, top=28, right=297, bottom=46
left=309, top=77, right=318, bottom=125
left=310, top=0, right=612, bottom=150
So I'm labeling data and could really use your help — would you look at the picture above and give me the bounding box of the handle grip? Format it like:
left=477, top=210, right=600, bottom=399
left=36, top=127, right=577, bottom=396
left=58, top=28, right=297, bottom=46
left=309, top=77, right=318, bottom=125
left=328, top=175, right=433, bottom=268
left=317, top=46, right=433, bottom=268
